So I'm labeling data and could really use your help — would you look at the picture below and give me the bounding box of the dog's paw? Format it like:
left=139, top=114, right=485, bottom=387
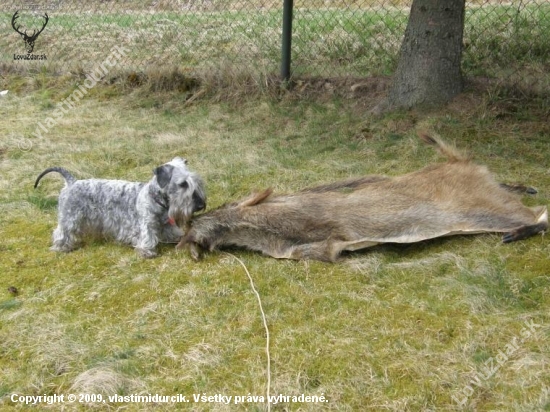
left=50, top=244, right=78, bottom=253
left=136, top=248, right=158, bottom=259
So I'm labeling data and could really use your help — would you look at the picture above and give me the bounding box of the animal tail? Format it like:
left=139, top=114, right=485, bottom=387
left=238, top=188, right=273, bottom=207
left=34, top=167, right=77, bottom=189
left=418, top=132, right=469, bottom=163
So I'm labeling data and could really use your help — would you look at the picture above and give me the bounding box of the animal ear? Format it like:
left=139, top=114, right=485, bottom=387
left=172, top=157, right=188, bottom=165
left=154, top=164, right=174, bottom=188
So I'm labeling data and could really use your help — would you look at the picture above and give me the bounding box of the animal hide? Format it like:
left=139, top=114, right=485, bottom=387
left=179, top=136, right=547, bottom=262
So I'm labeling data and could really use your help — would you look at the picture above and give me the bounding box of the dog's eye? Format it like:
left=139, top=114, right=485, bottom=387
left=179, top=181, right=189, bottom=190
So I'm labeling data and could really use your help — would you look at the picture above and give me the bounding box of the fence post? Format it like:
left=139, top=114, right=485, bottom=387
left=281, top=0, right=294, bottom=81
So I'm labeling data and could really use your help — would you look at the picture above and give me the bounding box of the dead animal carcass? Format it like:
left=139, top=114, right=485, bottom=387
left=178, top=135, right=547, bottom=262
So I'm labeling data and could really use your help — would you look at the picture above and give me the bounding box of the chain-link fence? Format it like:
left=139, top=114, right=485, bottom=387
left=1, top=1, right=549, bottom=92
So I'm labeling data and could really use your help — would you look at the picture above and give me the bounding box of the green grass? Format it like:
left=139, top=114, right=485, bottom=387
left=0, top=69, right=549, bottom=411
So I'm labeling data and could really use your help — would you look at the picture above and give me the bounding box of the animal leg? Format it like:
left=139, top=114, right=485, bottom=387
left=135, top=222, right=160, bottom=259
left=502, top=222, right=547, bottom=243
left=285, top=240, right=342, bottom=262
left=51, top=225, right=82, bottom=252
left=499, top=183, right=538, bottom=195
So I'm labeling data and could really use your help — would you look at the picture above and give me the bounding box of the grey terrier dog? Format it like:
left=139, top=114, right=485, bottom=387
left=34, top=157, right=206, bottom=258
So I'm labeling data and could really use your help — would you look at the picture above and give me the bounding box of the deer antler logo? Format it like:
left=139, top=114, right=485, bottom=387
left=11, top=10, right=49, bottom=54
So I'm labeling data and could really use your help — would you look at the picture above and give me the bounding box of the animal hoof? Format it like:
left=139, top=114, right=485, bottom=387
left=502, top=233, right=515, bottom=243
left=188, top=243, right=202, bottom=261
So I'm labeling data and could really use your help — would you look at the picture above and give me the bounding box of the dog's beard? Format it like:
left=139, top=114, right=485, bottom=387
left=168, top=206, right=192, bottom=228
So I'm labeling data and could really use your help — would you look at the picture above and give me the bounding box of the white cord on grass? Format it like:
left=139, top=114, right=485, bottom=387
left=224, top=253, right=271, bottom=412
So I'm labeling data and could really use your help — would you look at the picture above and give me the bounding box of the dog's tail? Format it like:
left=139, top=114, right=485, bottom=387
left=34, top=167, right=77, bottom=189
left=418, top=132, right=469, bottom=163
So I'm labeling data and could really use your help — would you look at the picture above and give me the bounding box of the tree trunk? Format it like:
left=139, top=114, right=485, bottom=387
left=375, top=0, right=466, bottom=112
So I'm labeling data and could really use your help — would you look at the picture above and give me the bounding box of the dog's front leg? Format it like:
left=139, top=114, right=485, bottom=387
left=135, top=222, right=160, bottom=259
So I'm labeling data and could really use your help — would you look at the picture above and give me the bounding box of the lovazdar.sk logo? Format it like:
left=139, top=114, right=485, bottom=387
left=11, top=10, right=48, bottom=60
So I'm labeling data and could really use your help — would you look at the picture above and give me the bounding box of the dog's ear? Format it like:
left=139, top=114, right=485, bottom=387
left=154, top=164, right=174, bottom=188
left=172, top=157, right=188, bottom=165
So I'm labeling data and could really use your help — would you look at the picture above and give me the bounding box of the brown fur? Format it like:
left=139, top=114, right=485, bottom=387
left=179, top=135, right=547, bottom=262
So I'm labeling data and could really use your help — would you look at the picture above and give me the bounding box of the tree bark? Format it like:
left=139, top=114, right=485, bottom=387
left=375, top=0, right=466, bottom=112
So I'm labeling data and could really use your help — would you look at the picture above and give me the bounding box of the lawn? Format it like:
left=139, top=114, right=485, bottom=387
left=0, top=67, right=549, bottom=411
left=1, top=1, right=549, bottom=410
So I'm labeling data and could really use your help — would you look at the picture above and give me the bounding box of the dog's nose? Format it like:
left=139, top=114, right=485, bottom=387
left=192, top=191, right=206, bottom=212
